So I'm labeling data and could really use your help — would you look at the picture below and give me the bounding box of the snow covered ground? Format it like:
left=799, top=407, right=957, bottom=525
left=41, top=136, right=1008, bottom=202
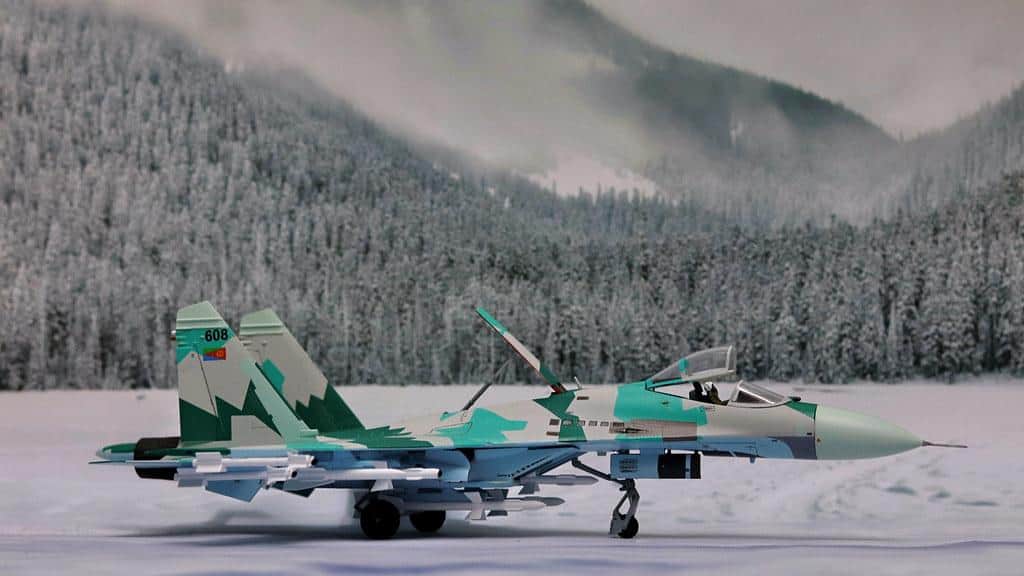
left=1, top=381, right=1022, bottom=575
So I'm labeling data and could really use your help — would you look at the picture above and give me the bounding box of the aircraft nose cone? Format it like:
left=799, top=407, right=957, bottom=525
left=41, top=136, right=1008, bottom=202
left=815, top=406, right=921, bottom=460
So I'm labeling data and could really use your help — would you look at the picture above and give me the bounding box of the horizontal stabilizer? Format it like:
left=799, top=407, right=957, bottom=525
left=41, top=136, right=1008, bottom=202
left=107, top=459, right=184, bottom=468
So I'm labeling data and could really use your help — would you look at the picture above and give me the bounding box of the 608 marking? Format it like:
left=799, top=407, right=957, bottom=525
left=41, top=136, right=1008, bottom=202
left=203, top=328, right=229, bottom=342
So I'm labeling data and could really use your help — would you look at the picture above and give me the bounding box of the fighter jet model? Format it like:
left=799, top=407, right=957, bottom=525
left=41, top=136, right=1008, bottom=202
left=94, top=302, right=963, bottom=539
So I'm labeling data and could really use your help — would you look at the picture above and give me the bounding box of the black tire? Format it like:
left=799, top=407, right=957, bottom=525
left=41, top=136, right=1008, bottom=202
left=360, top=499, right=401, bottom=540
left=617, top=517, right=639, bottom=539
left=409, top=510, right=446, bottom=533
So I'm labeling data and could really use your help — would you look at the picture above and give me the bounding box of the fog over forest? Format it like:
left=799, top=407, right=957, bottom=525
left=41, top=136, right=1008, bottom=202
left=1, top=1, right=1023, bottom=390
left=594, top=0, right=1024, bottom=138
left=109, top=0, right=1024, bottom=226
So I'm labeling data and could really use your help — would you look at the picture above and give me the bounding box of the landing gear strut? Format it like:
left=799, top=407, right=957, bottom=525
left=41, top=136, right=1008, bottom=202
left=610, top=479, right=640, bottom=538
left=572, top=458, right=640, bottom=539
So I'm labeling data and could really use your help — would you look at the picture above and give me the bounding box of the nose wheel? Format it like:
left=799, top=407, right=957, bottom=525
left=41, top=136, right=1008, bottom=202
left=572, top=458, right=641, bottom=539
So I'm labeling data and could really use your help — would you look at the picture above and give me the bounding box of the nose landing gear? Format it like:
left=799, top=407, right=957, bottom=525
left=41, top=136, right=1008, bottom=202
left=571, top=458, right=641, bottom=539
left=610, top=479, right=640, bottom=538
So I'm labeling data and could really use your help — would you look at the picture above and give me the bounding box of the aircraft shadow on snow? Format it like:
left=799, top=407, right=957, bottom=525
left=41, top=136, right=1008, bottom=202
left=116, top=508, right=966, bottom=548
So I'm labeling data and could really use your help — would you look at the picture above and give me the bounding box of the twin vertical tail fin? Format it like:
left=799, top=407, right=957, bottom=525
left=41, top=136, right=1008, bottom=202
left=239, top=309, right=364, bottom=434
left=175, top=302, right=316, bottom=445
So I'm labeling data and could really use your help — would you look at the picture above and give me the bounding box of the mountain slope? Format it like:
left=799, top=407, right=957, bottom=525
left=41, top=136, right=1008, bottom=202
left=108, top=0, right=903, bottom=227
left=547, top=0, right=1024, bottom=224
left=896, top=84, right=1024, bottom=212
left=109, top=0, right=1024, bottom=227
left=531, top=0, right=901, bottom=226
left=542, top=0, right=892, bottom=158
left=2, top=1, right=1024, bottom=390
left=0, top=0, right=722, bottom=390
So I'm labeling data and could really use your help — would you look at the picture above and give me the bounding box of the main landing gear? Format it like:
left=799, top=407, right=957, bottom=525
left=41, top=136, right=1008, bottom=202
left=572, top=458, right=640, bottom=539
left=356, top=496, right=448, bottom=539
left=358, top=498, right=401, bottom=540
left=409, top=510, right=446, bottom=534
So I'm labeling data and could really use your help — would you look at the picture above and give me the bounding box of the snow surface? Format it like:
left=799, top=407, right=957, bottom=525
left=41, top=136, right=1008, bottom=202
left=1, top=382, right=1022, bottom=575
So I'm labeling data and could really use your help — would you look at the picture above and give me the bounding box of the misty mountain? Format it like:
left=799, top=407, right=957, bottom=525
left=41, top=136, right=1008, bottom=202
left=0, top=0, right=723, bottom=390
left=2, top=1, right=1024, bottom=391
left=896, top=85, right=1024, bottom=211
left=538, top=0, right=1024, bottom=225
left=541, top=0, right=892, bottom=160
left=116, top=0, right=1024, bottom=228
left=536, top=0, right=901, bottom=226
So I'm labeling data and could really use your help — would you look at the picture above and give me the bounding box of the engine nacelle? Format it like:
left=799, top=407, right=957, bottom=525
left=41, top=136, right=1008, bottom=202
left=134, top=436, right=180, bottom=481
left=610, top=452, right=701, bottom=479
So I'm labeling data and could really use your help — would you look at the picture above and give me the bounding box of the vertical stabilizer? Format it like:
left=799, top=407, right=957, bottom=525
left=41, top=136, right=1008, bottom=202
left=175, top=302, right=316, bottom=445
left=239, top=308, right=364, bottom=433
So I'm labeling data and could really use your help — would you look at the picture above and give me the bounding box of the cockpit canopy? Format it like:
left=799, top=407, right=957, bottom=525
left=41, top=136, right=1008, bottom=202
left=646, top=346, right=790, bottom=408
left=650, top=346, right=736, bottom=385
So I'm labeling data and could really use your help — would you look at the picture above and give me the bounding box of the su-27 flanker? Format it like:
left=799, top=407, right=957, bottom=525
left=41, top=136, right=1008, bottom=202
left=93, top=302, right=965, bottom=539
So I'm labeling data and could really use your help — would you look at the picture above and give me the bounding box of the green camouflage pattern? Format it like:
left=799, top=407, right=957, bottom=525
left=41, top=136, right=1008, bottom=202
left=174, top=302, right=317, bottom=446
left=239, top=309, right=364, bottom=434
left=96, top=302, right=931, bottom=527
left=149, top=302, right=925, bottom=460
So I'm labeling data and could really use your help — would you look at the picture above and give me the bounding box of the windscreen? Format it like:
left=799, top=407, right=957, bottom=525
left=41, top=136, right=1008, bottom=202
left=728, top=381, right=789, bottom=406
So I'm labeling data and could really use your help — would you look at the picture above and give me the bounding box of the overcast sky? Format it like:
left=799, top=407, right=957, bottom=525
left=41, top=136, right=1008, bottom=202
left=113, top=0, right=1024, bottom=150
left=594, top=0, right=1024, bottom=137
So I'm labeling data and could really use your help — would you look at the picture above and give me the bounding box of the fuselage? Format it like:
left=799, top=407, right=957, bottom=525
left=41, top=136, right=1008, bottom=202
left=100, top=381, right=923, bottom=467
left=332, top=382, right=922, bottom=461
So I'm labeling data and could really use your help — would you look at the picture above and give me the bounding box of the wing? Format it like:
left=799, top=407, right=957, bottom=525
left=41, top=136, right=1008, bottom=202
left=476, top=307, right=566, bottom=393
